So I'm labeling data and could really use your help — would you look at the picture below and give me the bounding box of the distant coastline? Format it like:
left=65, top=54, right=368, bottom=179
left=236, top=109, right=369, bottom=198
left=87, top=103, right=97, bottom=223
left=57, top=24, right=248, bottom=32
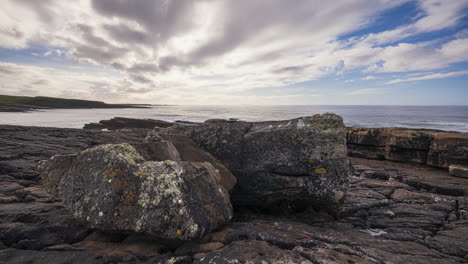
left=0, top=94, right=150, bottom=112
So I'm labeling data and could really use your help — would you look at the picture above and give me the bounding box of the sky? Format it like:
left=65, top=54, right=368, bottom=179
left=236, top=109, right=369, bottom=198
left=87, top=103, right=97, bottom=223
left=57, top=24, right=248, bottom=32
left=0, top=0, right=467, bottom=105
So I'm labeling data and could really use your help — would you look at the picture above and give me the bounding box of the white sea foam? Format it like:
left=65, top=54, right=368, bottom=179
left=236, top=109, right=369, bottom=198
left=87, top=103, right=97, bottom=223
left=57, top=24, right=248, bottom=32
left=361, top=229, right=388, bottom=237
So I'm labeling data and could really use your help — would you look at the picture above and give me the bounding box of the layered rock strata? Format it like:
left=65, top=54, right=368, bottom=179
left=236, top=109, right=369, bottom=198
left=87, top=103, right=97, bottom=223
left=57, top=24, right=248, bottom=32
left=347, top=127, right=468, bottom=169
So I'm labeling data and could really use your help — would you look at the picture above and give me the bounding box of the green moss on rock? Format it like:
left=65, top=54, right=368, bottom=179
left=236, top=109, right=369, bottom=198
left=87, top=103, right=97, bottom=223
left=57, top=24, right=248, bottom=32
left=303, top=113, right=345, bottom=131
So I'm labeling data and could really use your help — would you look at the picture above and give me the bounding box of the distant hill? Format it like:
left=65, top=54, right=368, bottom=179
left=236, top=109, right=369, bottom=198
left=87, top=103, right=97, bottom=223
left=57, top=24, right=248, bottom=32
left=0, top=95, right=150, bottom=112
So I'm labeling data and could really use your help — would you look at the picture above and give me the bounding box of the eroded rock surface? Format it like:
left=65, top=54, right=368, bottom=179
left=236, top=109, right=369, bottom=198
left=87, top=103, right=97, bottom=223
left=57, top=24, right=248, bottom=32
left=38, top=143, right=233, bottom=240
left=152, top=114, right=350, bottom=208
left=347, top=127, right=468, bottom=169
left=1, top=124, right=468, bottom=263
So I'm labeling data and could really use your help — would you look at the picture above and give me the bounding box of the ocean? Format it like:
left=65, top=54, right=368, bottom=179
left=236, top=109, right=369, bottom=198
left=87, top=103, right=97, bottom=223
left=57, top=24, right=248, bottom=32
left=1, top=105, right=468, bottom=132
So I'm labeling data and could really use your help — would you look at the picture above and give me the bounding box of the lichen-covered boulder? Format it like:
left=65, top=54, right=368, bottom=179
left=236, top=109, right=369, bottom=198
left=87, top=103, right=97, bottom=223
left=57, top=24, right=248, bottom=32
left=38, top=143, right=232, bottom=240
left=152, top=113, right=350, bottom=208
left=138, top=133, right=237, bottom=192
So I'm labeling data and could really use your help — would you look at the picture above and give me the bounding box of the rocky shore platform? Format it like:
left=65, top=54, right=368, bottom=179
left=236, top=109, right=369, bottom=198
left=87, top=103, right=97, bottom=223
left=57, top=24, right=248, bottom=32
left=1, top=118, right=468, bottom=264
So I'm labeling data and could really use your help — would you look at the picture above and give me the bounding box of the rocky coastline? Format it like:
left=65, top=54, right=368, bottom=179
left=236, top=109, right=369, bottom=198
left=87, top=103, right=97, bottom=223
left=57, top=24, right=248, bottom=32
left=1, top=116, right=468, bottom=263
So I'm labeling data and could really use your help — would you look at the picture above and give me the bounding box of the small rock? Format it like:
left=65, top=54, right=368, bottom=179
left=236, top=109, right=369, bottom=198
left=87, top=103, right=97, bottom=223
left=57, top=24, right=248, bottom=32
left=360, top=170, right=390, bottom=180
left=449, top=165, right=468, bottom=179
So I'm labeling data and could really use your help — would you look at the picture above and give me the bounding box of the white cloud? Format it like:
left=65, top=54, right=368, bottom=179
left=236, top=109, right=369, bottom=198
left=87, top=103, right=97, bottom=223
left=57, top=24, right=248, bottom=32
left=0, top=0, right=467, bottom=104
left=385, top=70, right=468, bottom=84
left=361, top=75, right=377, bottom=80
left=356, top=0, right=468, bottom=46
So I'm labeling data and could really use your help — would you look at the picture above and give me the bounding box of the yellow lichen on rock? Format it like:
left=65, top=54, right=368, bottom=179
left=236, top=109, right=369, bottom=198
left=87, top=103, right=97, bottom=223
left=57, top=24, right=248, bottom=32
left=120, top=191, right=138, bottom=206
left=314, top=168, right=326, bottom=174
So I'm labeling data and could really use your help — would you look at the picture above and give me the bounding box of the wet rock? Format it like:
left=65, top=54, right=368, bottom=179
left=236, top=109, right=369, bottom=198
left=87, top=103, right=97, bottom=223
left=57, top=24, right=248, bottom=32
left=38, top=143, right=233, bottom=240
left=449, top=165, right=468, bottom=179
left=153, top=113, right=350, bottom=208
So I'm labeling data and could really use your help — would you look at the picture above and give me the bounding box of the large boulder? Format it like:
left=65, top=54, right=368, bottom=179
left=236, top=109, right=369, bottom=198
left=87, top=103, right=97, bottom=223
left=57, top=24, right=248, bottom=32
left=38, top=143, right=232, bottom=240
left=152, top=113, right=350, bottom=208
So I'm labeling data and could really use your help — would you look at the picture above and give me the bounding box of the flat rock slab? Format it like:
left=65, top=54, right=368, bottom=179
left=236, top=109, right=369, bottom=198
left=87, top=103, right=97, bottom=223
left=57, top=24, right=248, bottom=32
left=38, top=143, right=232, bottom=240
left=449, top=165, right=468, bottom=179
left=351, top=157, right=468, bottom=196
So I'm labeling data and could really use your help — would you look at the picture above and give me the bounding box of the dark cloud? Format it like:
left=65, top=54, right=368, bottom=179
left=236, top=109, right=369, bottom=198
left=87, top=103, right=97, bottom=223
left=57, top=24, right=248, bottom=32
left=273, top=66, right=307, bottom=74
left=91, top=0, right=197, bottom=43
left=72, top=44, right=129, bottom=64
left=103, top=23, right=150, bottom=44
left=75, top=24, right=112, bottom=47
left=69, top=24, right=130, bottom=64
left=158, top=56, right=187, bottom=72
left=111, top=62, right=127, bottom=71
left=0, top=27, right=23, bottom=39
left=130, top=74, right=152, bottom=84
left=31, top=79, right=49, bottom=86
left=128, top=63, right=160, bottom=73
left=187, top=1, right=313, bottom=63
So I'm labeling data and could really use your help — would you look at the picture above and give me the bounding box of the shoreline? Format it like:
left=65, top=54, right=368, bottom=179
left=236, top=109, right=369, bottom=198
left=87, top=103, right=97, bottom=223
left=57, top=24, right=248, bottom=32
left=0, top=104, right=151, bottom=113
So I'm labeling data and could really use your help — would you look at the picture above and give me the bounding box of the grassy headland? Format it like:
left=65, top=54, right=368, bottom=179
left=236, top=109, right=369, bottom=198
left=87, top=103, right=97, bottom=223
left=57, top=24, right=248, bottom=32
left=0, top=95, right=149, bottom=112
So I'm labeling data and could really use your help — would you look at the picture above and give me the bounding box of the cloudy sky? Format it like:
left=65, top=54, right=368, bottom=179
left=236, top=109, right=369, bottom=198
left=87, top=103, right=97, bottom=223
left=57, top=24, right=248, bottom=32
left=0, top=0, right=467, bottom=105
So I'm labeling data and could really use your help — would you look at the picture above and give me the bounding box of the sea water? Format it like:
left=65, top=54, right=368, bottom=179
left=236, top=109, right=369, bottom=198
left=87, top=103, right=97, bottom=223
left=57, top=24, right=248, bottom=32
left=1, top=105, right=467, bottom=132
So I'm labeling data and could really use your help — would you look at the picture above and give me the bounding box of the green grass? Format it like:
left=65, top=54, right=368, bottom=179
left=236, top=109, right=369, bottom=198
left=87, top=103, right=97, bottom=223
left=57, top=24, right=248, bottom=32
left=0, top=95, right=34, bottom=105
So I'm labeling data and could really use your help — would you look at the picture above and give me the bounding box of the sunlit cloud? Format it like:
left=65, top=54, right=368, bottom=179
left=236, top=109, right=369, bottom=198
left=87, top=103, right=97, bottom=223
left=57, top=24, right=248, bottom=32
left=0, top=0, right=467, bottom=104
